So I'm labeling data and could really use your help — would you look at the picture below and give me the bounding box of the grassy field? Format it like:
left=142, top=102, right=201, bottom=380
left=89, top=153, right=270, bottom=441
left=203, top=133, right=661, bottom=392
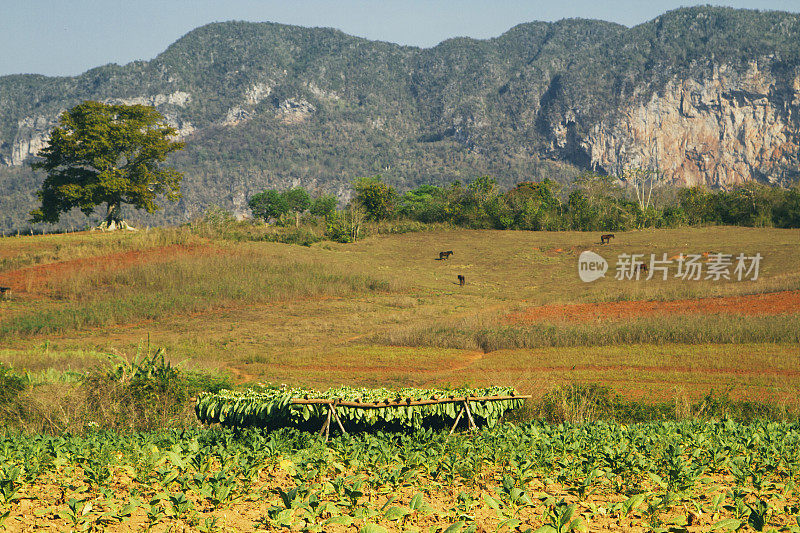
left=1, top=225, right=799, bottom=412
left=1, top=225, right=800, bottom=532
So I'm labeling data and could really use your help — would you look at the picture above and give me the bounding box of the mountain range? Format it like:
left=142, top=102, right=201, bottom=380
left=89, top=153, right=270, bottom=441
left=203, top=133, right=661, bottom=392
left=2, top=5, right=800, bottom=231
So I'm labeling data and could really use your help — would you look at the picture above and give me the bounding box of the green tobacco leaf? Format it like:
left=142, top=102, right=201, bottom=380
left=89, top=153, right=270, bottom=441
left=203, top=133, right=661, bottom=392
left=568, top=518, right=588, bottom=532
left=482, top=493, right=501, bottom=512
left=325, top=515, right=352, bottom=526
left=559, top=504, right=576, bottom=527
left=622, top=493, right=646, bottom=516
left=360, top=524, right=388, bottom=533
left=712, top=518, right=742, bottom=531
left=384, top=505, right=411, bottom=521
left=409, top=493, right=425, bottom=510
left=648, top=472, right=666, bottom=490
left=498, top=518, right=522, bottom=530
left=443, top=520, right=466, bottom=533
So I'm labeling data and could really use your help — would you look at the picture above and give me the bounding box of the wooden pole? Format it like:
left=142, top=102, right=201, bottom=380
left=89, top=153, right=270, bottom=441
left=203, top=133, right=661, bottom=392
left=319, top=405, right=332, bottom=441
left=331, top=401, right=347, bottom=436
left=449, top=405, right=466, bottom=435
left=325, top=408, right=331, bottom=441
left=463, top=401, right=478, bottom=431
left=291, top=394, right=530, bottom=408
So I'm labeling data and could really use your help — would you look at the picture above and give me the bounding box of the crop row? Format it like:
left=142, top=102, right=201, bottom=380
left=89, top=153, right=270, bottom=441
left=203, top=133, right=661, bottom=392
left=2, top=419, right=800, bottom=531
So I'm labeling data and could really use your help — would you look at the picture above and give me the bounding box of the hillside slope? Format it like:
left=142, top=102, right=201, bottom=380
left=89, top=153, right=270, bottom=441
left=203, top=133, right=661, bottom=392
left=2, top=6, right=800, bottom=230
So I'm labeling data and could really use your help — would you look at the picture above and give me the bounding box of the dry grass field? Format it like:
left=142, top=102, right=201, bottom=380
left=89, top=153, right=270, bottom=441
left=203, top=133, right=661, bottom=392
left=2, top=225, right=800, bottom=532
left=1, top=225, right=799, bottom=407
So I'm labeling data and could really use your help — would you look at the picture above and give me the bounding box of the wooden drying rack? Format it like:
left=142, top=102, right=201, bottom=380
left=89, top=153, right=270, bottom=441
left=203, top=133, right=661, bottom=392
left=289, top=395, right=532, bottom=441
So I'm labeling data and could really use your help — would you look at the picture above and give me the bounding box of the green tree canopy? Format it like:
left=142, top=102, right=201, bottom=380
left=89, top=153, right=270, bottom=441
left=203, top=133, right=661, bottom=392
left=284, top=187, right=312, bottom=226
left=353, top=176, right=397, bottom=220
left=310, top=195, right=337, bottom=218
left=30, top=101, right=184, bottom=228
left=248, top=187, right=317, bottom=225
left=399, top=185, right=447, bottom=222
left=248, top=190, right=290, bottom=221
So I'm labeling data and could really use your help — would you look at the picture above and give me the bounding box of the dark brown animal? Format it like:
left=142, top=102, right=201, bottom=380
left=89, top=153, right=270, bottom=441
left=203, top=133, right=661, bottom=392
left=0, top=287, right=9, bottom=298
left=600, top=234, right=614, bottom=244
left=457, top=275, right=465, bottom=286
left=439, top=250, right=454, bottom=260
left=637, top=263, right=648, bottom=274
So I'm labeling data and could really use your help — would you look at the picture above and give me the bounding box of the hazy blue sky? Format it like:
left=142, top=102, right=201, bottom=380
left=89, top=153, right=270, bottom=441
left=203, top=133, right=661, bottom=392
left=2, top=1, right=799, bottom=77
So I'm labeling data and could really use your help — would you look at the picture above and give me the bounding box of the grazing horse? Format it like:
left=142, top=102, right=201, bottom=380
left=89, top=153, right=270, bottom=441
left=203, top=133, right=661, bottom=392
left=0, top=287, right=9, bottom=299
left=600, top=234, right=614, bottom=244
left=457, top=275, right=465, bottom=286
left=637, top=263, right=649, bottom=274
left=439, top=250, right=454, bottom=260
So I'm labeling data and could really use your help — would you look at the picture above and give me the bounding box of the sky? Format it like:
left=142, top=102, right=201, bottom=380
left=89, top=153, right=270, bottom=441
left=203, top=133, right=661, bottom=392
left=2, top=0, right=799, bottom=77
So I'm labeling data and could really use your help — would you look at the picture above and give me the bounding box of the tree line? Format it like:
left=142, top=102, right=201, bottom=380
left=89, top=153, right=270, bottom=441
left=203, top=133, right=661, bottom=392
left=18, top=100, right=800, bottom=239
left=246, top=174, right=800, bottom=242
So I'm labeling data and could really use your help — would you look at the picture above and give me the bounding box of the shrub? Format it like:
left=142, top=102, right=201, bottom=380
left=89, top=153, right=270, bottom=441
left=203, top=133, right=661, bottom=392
left=536, top=383, right=616, bottom=424
left=0, top=363, right=25, bottom=405
left=81, top=348, right=189, bottom=431
left=325, top=212, right=355, bottom=243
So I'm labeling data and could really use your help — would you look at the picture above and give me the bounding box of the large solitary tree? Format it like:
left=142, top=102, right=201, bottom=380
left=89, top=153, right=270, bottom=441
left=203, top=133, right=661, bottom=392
left=30, top=101, right=185, bottom=230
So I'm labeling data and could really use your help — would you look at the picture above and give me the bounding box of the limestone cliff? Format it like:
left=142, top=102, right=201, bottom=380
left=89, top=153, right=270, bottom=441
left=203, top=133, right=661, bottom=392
left=580, top=61, right=800, bottom=187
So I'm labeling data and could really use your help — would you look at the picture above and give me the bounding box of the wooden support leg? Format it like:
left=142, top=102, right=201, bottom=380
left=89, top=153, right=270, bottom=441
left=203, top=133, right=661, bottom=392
left=320, top=405, right=332, bottom=442
left=449, top=405, right=466, bottom=435
left=331, top=403, right=347, bottom=436
left=464, top=401, right=478, bottom=431
left=319, top=406, right=331, bottom=436
left=325, top=411, right=331, bottom=442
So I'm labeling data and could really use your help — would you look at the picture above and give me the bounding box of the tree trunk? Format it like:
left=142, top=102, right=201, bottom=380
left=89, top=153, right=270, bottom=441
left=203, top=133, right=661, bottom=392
left=97, top=201, right=137, bottom=231
left=106, top=202, right=121, bottom=225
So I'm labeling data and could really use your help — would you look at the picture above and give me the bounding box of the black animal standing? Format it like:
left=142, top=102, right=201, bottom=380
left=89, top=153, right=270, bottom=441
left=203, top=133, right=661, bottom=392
left=600, top=234, right=614, bottom=244
left=439, top=250, right=454, bottom=260
left=457, top=275, right=465, bottom=286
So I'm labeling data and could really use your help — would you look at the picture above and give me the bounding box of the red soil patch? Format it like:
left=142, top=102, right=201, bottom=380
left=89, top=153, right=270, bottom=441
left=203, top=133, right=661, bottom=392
left=0, top=243, right=211, bottom=297
left=508, top=290, right=800, bottom=323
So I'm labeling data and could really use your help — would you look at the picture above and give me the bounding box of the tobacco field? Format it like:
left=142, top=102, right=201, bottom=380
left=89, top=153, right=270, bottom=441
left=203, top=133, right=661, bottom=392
left=2, top=420, right=800, bottom=532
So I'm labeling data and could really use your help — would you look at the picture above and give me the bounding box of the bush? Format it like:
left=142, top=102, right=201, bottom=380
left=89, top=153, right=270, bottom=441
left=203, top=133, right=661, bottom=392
left=694, top=389, right=787, bottom=422
left=272, top=227, right=323, bottom=246
left=528, top=383, right=793, bottom=424
left=536, top=383, right=617, bottom=424
left=82, top=348, right=191, bottom=431
left=0, top=349, right=233, bottom=433
left=325, top=212, right=356, bottom=243
left=0, top=363, right=25, bottom=405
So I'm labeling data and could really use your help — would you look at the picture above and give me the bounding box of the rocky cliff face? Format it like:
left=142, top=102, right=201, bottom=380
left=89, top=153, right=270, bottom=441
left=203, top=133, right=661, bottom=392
left=2, top=91, right=196, bottom=166
left=581, top=61, right=800, bottom=187
left=5, top=115, right=56, bottom=166
left=5, top=60, right=798, bottom=189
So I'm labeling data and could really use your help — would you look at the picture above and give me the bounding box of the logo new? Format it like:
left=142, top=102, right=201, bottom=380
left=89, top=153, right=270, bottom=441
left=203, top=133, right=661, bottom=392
left=578, top=251, right=608, bottom=282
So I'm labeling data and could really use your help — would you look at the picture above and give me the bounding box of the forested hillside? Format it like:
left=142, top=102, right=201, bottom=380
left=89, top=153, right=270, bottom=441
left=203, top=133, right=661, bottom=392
left=2, top=6, right=800, bottom=231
